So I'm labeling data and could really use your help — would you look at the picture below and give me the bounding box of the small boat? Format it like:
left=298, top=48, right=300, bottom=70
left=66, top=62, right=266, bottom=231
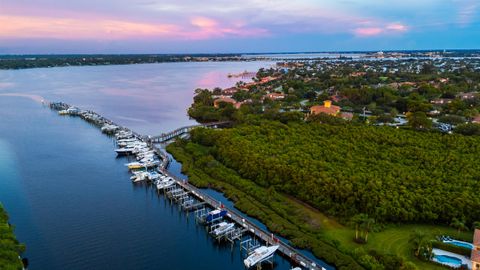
left=147, top=172, right=161, bottom=181
left=212, top=222, right=235, bottom=236
left=131, top=171, right=149, bottom=182
left=115, top=147, right=135, bottom=155
left=156, top=177, right=175, bottom=190
left=244, top=245, right=279, bottom=268
left=126, top=160, right=159, bottom=170
left=125, top=162, right=145, bottom=170
left=205, top=209, right=227, bottom=223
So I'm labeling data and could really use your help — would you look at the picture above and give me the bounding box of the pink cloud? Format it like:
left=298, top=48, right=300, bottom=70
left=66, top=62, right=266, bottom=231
left=354, top=23, right=408, bottom=37
left=354, top=27, right=383, bottom=36
left=184, top=16, right=269, bottom=40
left=0, top=14, right=269, bottom=41
left=386, top=23, right=408, bottom=31
left=0, top=15, right=180, bottom=39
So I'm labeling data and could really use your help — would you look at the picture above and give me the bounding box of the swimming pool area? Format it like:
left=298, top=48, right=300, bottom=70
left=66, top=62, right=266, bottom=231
left=432, top=248, right=472, bottom=269
left=445, top=240, right=475, bottom=250
left=435, top=255, right=463, bottom=266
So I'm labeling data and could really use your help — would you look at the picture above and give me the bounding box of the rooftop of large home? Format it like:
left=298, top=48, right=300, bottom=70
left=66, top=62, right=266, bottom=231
left=474, top=229, right=480, bottom=246
left=213, top=96, right=237, bottom=108
left=472, top=250, right=480, bottom=264
left=310, top=100, right=341, bottom=116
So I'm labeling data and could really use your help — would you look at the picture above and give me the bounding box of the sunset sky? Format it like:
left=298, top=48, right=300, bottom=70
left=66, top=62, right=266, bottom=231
left=1, top=0, right=479, bottom=53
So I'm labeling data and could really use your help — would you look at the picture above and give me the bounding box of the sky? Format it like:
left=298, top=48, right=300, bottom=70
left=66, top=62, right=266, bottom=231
left=0, top=0, right=479, bottom=53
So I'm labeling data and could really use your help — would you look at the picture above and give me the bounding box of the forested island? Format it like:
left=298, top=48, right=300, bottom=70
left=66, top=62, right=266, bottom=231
left=168, top=56, right=480, bottom=270
left=0, top=204, right=25, bottom=270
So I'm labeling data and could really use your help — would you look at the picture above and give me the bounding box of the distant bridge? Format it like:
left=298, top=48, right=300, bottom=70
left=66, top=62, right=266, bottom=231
left=148, top=121, right=231, bottom=143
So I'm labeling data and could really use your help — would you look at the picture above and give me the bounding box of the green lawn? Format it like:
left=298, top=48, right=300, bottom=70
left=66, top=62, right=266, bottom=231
left=255, top=189, right=472, bottom=270
left=323, top=224, right=473, bottom=270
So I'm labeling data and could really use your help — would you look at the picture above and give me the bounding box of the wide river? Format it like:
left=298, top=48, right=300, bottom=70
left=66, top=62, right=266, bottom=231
left=0, top=61, right=331, bottom=270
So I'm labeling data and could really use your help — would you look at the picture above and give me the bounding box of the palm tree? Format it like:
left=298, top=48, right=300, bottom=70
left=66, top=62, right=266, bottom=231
left=361, top=216, right=375, bottom=243
left=350, top=214, right=367, bottom=241
left=409, top=230, right=428, bottom=257
left=473, top=221, right=480, bottom=230
left=450, top=218, right=467, bottom=237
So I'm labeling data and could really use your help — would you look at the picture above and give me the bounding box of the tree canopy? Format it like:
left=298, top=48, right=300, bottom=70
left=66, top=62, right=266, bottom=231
left=190, top=121, right=480, bottom=225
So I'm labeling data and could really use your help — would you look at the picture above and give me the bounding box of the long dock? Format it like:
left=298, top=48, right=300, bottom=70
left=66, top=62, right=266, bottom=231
left=49, top=102, right=326, bottom=270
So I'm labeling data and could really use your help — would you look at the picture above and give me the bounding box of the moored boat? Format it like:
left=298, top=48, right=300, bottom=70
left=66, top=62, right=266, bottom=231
left=244, top=245, right=279, bottom=268
left=212, top=222, right=235, bottom=236
left=205, top=209, right=227, bottom=223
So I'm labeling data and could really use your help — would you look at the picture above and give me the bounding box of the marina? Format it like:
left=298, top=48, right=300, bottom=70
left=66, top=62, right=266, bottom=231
left=48, top=101, right=329, bottom=270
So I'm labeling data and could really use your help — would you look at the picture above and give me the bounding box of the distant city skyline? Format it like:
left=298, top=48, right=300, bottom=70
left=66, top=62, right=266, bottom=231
left=1, top=0, right=479, bottom=53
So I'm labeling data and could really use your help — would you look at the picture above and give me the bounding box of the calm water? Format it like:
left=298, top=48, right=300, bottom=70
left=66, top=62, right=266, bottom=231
left=0, top=62, right=331, bottom=270
left=0, top=61, right=272, bottom=134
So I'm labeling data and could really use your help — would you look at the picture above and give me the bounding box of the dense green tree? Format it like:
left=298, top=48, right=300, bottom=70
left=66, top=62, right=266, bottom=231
left=407, top=112, right=432, bottom=130
left=187, top=121, right=480, bottom=225
left=455, top=123, right=480, bottom=135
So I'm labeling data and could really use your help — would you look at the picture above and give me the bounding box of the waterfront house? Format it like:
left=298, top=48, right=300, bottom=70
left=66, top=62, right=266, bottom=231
left=473, top=229, right=480, bottom=270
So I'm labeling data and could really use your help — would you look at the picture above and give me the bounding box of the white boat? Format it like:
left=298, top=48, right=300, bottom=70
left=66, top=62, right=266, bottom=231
left=115, top=147, right=135, bottom=155
left=156, top=177, right=175, bottom=190
left=244, top=245, right=279, bottom=268
left=212, top=222, right=235, bottom=236
left=131, top=171, right=149, bottom=182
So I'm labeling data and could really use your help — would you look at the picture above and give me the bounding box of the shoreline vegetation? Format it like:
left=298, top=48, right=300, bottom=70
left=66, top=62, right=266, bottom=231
left=0, top=204, right=25, bottom=270
left=2, top=50, right=480, bottom=70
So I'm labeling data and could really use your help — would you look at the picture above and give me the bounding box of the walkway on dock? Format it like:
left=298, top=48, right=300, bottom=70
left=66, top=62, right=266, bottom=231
left=149, top=121, right=231, bottom=143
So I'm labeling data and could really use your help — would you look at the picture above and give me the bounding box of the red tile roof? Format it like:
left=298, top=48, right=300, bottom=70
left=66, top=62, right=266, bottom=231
left=310, top=101, right=341, bottom=116
left=213, top=97, right=236, bottom=108
left=473, top=115, right=480, bottom=124
left=472, top=249, right=480, bottom=263
left=474, top=229, right=480, bottom=246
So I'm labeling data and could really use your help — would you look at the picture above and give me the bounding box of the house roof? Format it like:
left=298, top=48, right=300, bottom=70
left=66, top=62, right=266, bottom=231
left=472, top=249, right=480, bottom=263
left=310, top=105, right=341, bottom=115
left=213, top=97, right=236, bottom=107
left=473, top=115, right=480, bottom=124
left=474, top=229, right=480, bottom=246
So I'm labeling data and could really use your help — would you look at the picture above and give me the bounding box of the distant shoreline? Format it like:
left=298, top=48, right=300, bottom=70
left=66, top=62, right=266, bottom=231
left=1, top=50, right=480, bottom=70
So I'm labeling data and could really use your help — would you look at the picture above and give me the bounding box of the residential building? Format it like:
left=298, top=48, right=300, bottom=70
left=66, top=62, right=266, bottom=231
left=213, top=97, right=237, bottom=108
left=310, top=100, right=341, bottom=116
